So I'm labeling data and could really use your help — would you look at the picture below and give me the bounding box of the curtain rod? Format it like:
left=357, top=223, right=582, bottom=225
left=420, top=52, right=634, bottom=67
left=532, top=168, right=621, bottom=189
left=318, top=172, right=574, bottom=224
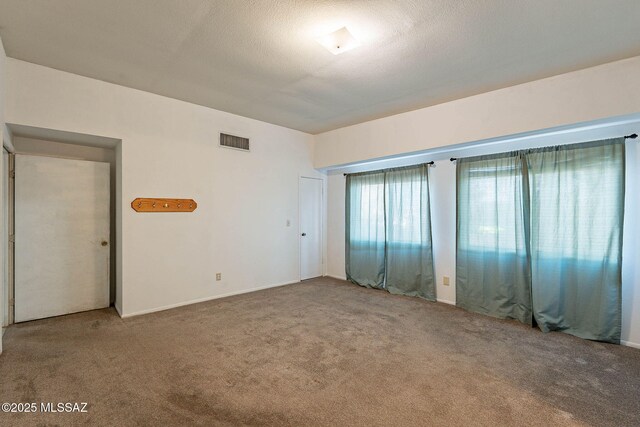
left=343, top=161, right=434, bottom=176
left=449, top=133, right=639, bottom=162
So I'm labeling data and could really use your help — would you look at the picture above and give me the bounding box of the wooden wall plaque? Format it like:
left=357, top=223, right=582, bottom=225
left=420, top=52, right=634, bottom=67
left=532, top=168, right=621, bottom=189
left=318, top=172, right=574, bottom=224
left=131, top=198, right=197, bottom=213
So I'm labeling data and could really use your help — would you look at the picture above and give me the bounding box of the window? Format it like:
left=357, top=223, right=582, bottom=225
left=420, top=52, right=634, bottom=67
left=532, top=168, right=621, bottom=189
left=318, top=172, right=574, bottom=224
left=456, top=139, right=625, bottom=343
left=464, top=169, right=522, bottom=251
left=346, top=164, right=436, bottom=300
left=348, top=178, right=385, bottom=245
left=457, top=157, right=527, bottom=254
left=530, top=156, right=622, bottom=261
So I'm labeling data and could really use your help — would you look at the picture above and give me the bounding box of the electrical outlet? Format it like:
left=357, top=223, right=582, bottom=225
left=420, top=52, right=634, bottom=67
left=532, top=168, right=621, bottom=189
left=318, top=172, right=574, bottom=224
left=216, top=273, right=222, bottom=281
left=443, top=276, right=450, bottom=286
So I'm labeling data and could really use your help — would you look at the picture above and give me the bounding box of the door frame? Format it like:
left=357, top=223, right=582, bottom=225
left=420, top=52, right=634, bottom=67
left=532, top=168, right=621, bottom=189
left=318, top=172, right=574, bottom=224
left=2, top=128, right=15, bottom=329
left=5, top=150, right=14, bottom=326
left=298, top=176, right=324, bottom=281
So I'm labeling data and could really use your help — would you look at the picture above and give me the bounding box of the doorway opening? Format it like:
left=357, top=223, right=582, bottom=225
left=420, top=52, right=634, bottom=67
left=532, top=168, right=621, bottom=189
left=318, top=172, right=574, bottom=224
left=3, top=124, right=121, bottom=324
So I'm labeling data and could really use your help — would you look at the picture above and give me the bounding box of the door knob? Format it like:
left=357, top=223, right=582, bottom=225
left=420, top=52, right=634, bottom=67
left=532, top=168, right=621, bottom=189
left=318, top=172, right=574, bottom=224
left=301, top=233, right=307, bottom=236
left=101, top=241, right=109, bottom=247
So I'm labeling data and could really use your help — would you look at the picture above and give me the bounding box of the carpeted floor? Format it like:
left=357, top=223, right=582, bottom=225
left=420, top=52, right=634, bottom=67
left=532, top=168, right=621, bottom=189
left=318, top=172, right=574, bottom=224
left=0, top=277, right=639, bottom=426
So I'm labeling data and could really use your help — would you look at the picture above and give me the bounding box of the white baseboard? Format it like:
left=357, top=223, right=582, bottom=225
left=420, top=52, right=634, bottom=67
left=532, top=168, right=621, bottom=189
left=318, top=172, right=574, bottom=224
left=119, top=280, right=299, bottom=318
left=325, top=274, right=347, bottom=281
left=326, top=277, right=457, bottom=306
left=621, top=339, right=640, bottom=349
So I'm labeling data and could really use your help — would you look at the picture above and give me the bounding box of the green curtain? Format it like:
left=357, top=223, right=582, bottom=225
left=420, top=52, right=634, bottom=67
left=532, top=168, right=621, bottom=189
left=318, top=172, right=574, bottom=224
left=346, top=164, right=436, bottom=301
left=346, top=170, right=386, bottom=289
left=385, top=165, right=436, bottom=300
left=455, top=138, right=625, bottom=343
left=456, top=153, right=532, bottom=324
left=527, top=139, right=624, bottom=343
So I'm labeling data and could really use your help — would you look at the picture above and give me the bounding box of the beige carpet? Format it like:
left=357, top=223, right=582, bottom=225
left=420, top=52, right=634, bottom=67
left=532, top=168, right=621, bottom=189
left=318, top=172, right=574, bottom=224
left=0, top=277, right=638, bottom=426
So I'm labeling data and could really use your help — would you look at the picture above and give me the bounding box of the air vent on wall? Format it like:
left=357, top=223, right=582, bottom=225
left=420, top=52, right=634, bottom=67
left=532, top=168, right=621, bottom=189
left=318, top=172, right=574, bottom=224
left=220, top=133, right=250, bottom=151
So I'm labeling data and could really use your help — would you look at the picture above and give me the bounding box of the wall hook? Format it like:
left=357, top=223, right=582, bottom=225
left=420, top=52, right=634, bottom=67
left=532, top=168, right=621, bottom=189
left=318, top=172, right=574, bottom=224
left=131, top=198, right=198, bottom=213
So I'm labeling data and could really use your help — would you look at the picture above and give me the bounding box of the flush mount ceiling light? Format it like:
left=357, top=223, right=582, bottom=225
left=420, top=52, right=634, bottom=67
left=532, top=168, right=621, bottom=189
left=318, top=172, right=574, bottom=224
left=316, top=26, right=360, bottom=55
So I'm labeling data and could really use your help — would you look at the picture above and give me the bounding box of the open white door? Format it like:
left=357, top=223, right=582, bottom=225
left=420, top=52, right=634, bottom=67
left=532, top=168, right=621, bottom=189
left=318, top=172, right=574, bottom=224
left=300, top=177, right=323, bottom=280
left=15, top=155, right=110, bottom=322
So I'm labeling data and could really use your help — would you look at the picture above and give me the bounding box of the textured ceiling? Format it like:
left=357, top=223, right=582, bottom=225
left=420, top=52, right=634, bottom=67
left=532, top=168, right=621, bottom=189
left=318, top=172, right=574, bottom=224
left=1, top=0, right=639, bottom=134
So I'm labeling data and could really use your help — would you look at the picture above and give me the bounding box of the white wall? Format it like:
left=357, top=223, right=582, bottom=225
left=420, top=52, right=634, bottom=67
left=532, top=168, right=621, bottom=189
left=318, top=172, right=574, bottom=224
left=315, top=56, right=640, bottom=169
left=427, top=161, right=457, bottom=305
left=13, top=137, right=114, bottom=162
left=5, top=58, right=324, bottom=317
left=320, top=57, right=640, bottom=348
left=326, top=174, right=345, bottom=281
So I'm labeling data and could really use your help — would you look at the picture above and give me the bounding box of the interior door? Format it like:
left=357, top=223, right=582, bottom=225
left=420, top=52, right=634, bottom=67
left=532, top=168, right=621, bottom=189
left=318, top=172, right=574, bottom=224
left=15, top=155, right=110, bottom=322
left=300, top=177, right=323, bottom=280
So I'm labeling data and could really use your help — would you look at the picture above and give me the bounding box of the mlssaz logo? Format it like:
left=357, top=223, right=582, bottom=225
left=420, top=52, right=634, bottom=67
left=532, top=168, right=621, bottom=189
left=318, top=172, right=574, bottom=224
left=41, top=402, right=89, bottom=413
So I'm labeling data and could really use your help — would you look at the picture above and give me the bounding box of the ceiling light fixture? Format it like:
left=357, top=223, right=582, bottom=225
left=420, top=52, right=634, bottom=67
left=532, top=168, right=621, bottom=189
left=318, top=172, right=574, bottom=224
left=316, top=27, right=360, bottom=55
